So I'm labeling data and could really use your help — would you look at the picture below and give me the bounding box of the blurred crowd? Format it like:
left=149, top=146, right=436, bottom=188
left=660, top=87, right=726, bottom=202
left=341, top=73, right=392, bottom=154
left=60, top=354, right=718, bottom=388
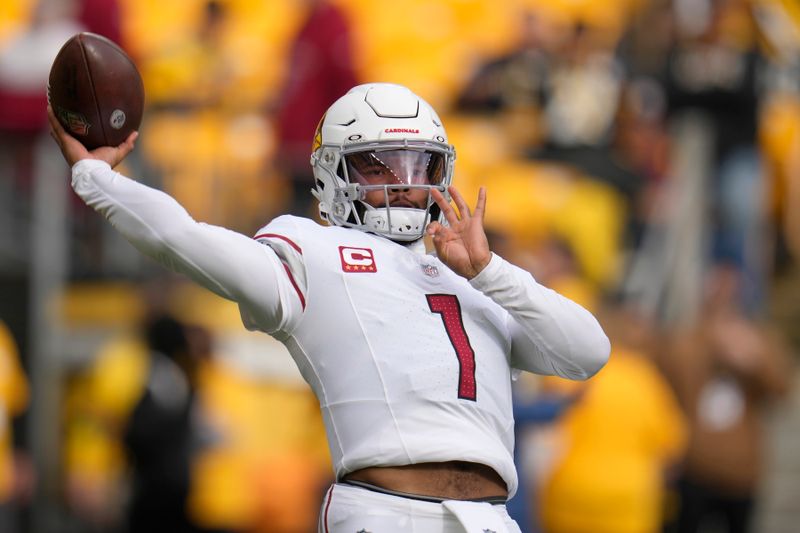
left=0, top=0, right=799, bottom=532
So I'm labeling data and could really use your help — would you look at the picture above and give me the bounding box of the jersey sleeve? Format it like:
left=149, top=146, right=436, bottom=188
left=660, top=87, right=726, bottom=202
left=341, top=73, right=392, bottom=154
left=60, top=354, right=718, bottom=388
left=251, top=215, right=309, bottom=334
left=71, top=159, right=302, bottom=335
left=469, top=253, right=610, bottom=380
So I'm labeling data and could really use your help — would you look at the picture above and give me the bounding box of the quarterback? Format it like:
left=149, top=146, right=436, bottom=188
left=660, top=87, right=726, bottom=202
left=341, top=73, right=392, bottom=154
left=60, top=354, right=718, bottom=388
left=48, top=83, right=610, bottom=532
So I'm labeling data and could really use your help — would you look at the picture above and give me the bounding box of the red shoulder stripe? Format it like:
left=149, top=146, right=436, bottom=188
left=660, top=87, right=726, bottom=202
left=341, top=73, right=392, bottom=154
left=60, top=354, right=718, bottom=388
left=280, top=261, right=306, bottom=311
left=254, top=233, right=302, bottom=254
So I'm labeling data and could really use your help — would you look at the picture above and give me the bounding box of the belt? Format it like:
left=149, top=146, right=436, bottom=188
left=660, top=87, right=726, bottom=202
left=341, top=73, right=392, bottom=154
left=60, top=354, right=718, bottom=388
left=339, top=479, right=508, bottom=505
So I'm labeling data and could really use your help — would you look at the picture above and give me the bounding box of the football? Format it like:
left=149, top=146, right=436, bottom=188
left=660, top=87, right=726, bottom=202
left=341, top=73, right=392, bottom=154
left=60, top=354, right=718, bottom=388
left=48, top=32, right=144, bottom=150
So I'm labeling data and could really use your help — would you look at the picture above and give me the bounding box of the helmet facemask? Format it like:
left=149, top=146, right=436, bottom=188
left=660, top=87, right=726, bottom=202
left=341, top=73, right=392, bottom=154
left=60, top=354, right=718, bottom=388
left=314, top=140, right=455, bottom=242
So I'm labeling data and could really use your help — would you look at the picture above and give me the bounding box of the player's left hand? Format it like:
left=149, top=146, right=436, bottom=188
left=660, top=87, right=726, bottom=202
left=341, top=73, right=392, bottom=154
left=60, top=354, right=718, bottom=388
left=427, top=186, right=492, bottom=280
left=48, top=105, right=137, bottom=169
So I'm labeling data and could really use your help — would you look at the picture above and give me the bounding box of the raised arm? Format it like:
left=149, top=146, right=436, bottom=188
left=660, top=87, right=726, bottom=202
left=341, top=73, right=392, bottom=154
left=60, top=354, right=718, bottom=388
left=471, top=257, right=610, bottom=379
left=428, top=186, right=610, bottom=380
left=48, top=107, right=301, bottom=334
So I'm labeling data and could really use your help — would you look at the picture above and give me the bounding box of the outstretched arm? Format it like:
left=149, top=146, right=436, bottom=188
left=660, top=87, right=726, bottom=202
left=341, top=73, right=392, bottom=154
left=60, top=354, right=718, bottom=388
left=48, top=108, right=301, bottom=334
left=428, top=186, right=609, bottom=380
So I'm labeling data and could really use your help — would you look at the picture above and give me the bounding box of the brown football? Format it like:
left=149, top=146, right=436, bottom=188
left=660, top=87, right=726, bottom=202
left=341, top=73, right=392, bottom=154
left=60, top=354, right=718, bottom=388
left=48, top=32, right=144, bottom=150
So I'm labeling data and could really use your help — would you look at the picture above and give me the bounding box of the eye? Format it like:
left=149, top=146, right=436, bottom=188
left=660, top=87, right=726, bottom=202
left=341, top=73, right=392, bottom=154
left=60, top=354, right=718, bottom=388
left=358, top=164, right=394, bottom=183
left=361, top=165, right=394, bottom=181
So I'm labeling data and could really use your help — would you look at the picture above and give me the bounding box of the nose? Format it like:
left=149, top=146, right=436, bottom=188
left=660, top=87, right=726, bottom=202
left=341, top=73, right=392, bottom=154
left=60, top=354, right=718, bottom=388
left=386, top=186, right=428, bottom=209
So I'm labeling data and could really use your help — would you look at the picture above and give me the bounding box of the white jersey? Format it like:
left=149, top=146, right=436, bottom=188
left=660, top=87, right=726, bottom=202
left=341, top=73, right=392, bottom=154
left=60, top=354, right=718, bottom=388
left=253, top=215, right=518, bottom=493
left=70, top=160, right=610, bottom=498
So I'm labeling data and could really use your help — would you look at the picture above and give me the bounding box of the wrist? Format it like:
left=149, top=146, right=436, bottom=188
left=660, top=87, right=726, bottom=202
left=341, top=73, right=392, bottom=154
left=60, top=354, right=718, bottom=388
left=72, top=158, right=111, bottom=172
left=468, top=252, right=500, bottom=283
left=473, top=253, right=492, bottom=276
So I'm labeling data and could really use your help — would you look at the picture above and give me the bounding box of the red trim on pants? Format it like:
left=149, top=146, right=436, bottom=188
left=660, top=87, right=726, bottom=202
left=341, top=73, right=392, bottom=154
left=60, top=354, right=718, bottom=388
left=322, top=485, right=334, bottom=533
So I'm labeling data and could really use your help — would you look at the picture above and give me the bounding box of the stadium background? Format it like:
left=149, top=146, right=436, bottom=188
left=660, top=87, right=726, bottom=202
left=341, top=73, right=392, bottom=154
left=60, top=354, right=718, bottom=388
left=0, top=0, right=799, bottom=532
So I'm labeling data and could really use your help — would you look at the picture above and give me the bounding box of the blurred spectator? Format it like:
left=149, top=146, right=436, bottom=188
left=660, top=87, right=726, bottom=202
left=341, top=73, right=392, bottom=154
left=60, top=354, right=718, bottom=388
left=614, top=0, right=675, bottom=245
left=457, top=8, right=643, bottom=202
left=77, top=0, right=121, bottom=46
left=0, top=0, right=84, bottom=219
left=0, top=320, right=32, bottom=533
left=612, top=76, right=672, bottom=247
left=456, top=8, right=565, bottom=114
left=536, top=302, right=687, bottom=533
left=661, top=0, right=770, bottom=312
left=63, top=309, right=222, bottom=533
left=455, top=6, right=570, bottom=154
left=0, top=0, right=82, bottom=135
left=140, top=0, right=233, bottom=110
left=539, top=22, right=623, bottom=152
left=274, top=0, right=358, bottom=218
left=659, top=262, right=793, bottom=533
left=531, top=20, right=643, bottom=200
left=124, top=314, right=217, bottom=533
left=614, top=0, right=674, bottom=191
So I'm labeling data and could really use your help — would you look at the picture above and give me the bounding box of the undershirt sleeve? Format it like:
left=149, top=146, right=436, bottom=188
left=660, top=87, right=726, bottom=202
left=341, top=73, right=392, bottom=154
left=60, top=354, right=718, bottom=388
left=469, top=253, right=610, bottom=380
left=71, top=159, right=302, bottom=335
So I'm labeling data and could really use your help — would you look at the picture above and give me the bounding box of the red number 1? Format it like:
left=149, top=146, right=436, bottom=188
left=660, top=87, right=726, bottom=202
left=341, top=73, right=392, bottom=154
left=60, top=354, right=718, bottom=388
left=426, top=294, right=477, bottom=401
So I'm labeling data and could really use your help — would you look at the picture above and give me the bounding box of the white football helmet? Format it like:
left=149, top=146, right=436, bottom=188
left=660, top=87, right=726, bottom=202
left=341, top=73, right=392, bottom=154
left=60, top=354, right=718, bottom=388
left=310, top=83, right=455, bottom=242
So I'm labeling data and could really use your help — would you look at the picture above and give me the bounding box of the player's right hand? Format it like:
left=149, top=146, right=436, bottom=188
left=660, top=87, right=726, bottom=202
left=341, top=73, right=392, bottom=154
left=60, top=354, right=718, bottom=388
left=48, top=105, right=137, bottom=169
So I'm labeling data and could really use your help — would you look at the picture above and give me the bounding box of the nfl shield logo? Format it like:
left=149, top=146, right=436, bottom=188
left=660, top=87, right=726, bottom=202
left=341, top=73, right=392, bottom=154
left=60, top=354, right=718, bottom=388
left=421, top=263, right=439, bottom=277
left=56, top=106, right=91, bottom=136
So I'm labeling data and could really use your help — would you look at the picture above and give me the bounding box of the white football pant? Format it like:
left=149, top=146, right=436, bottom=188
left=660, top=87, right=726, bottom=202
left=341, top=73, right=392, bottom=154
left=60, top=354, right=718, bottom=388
left=318, top=482, right=522, bottom=533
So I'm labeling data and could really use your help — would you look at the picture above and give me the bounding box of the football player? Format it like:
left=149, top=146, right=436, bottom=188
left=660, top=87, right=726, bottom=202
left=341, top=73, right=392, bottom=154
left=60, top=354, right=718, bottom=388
left=48, top=83, right=610, bottom=532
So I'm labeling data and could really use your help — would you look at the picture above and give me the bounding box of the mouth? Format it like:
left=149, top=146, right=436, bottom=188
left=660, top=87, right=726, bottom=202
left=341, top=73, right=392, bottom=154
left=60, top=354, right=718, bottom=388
left=389, top=200, right=417, bottom=209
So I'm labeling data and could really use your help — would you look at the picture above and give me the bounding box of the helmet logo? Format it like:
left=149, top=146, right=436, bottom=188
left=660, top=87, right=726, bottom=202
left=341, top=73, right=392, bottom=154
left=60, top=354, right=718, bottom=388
left=384, top=128, right=420, bottom=134
left=311, top=113, right=326, bottom=153
left=347, top=134, right=362, bottom=141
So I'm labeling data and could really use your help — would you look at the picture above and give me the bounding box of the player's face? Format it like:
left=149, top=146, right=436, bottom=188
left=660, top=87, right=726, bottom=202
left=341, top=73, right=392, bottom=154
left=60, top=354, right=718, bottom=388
left=345, top=149, right=445, bottom=208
